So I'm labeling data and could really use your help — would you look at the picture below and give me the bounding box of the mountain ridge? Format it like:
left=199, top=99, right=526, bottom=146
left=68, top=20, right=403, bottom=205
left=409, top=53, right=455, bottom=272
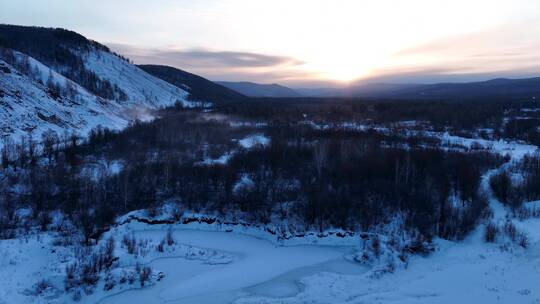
left=312, top=77, right=540, bottom=99
left=138, top=65, right=246, bottom=104
left=0, top=24, right=191, bottom=143
left=217, top=81, right=301, bottom=97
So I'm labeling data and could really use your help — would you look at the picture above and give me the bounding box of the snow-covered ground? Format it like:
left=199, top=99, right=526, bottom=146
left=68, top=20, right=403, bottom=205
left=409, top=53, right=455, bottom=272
left=238, top=134, right=270, bottom=149
left=434, top=131, right=537, bottom=160
left=234, top=228, right=540, bottom=304
left=2, top=134, right=539, bottom=304
left=303, top=120, right=539, bottom=160
left=6, top=209, right=540, bottom=304
left=107, top=141, right=540, bottom=304
left=0, top=222, right=363, bottom=304
left=232, top=155, right=540, bottom=304
left=235, top=143, right=540, bottom=304
left=197, top=134, right=271, bottom=166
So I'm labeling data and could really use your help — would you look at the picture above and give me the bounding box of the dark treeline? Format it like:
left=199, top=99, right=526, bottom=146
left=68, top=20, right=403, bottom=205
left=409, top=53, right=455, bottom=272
left=503, top=118, right=540, bottom=146
left=218, top=98, right=540, bottom=144
left=0, top=107, right=504, bottom=244
left=490, top=154, right=540, bottom=210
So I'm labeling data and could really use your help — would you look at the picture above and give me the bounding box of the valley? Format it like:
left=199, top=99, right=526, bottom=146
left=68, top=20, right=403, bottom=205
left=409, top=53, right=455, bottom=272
left=1, top=24, right=540, bottom=304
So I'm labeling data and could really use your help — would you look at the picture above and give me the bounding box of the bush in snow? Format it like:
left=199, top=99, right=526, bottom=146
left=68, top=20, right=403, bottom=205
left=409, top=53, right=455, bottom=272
left=165, top=227, right=175, bottom=246
left=519, top=154, right=540, bottom=201
left=516, top=206, right=540, bottom=220
left=358, top=234, right=406, bottom=277
left=64, top=237, right=118, bottom=295
left=486, top=221, right=529, bottom=248
left=104, top=236, right=115, bottom=264
left=37, top=211, right=51, bottom=231
left=52, top=221, right=80, bottom=247
left=137, top=238, right=150, bottom=256
left=72, top=290, right=82, bottom=302
left=122, top=233, right=137, bottom=255
left=156, top=229, right=175, bottom=253
left=367, top=235, right=381, bottom=258
left=489, top=171, right=512, bottom=206
left=64, top=263, right=78, bottom=291
left=157, top=240, right=165, bottom=252
left=484, top=222, right=498, bottom=243
left=121, top=234, right=150, bottom=256
left=103, top=272, right=116, bottom=291
left=80, top=260, right=100, bottom=287
left=127, top=270, right=136, bottom=285
left=356, top=215, right=434, bottom=275
left=518, top=232, right=529, bottom=248
left=33, top=279, right=54, bottom=295
left=171, top=206, right=184, bottom=222
left=139, top=266, right=152, bottom=287
left=503, top=221, right=518, bottom=242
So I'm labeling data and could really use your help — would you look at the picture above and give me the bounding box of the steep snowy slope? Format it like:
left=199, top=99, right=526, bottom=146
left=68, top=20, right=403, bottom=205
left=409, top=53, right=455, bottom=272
left=0, top=56, right=127, bottom=142
left=0, top=25, right=193, bottom=145
left=83, top=50, right=191, bottom=108
left=0, top=48, right=195, bottom=146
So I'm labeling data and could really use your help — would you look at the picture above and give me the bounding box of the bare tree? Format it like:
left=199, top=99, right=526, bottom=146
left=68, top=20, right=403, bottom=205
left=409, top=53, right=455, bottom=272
left=313, top=141, right=328, bottom=178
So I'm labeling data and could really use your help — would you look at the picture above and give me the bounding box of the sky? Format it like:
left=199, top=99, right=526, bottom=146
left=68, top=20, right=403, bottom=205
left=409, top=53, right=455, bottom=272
left=2, top=0, right=540, bottom=88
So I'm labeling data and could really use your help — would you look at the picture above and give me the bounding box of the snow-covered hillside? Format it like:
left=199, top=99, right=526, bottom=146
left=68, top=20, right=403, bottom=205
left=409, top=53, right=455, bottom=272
left=0, top=47, right=191, bottom=145
left=0, top=57, right=127, bottom=142
left=82, top=50, right=190, bottom=108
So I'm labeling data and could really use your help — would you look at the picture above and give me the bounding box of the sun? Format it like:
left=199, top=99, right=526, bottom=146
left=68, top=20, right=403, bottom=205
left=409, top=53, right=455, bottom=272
left=323, top=68, right=370, bottom=83
left=298, top=44, right=387, bottom=84
left=306, top=57, right=377, bottom=84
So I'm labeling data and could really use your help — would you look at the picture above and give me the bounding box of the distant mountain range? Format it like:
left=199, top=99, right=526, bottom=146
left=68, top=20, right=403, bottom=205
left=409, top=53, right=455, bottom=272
left=220, top=78, right=540, bottom=100
left=323, top=78, right=540, bottom=99
left=217, top=81, right=302, bottom=98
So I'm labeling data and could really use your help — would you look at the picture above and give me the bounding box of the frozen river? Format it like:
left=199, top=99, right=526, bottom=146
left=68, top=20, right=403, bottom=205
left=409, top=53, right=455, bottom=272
left=96, top=229, right=366, bottom=304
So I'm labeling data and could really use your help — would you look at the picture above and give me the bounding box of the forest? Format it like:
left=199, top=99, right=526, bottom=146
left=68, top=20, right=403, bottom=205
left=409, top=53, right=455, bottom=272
left=2, top=99, right=527, bottom=244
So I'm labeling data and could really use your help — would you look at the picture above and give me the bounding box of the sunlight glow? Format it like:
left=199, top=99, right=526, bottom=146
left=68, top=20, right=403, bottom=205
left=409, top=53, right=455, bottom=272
left=2, top=0, right=540, bottom=85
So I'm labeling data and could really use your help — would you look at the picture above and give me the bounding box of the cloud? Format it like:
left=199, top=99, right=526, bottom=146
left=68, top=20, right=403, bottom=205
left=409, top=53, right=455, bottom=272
left=365, top=21, right=540, bottom=83
left=108, top=43, right=328, bottom=86
left=392, top=22, right=540, bottom=58
left=160, top=49, right=303, bottom=68
left=108, top=43, right=302, bottom=69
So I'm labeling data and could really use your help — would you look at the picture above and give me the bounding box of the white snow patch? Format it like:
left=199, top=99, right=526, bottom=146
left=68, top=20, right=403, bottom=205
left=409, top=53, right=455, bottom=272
left=238, top=134, right=270, bottom=149
left=233, top=175, right=255, bottom=195
left=197, top=152, right=234, bottom=166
